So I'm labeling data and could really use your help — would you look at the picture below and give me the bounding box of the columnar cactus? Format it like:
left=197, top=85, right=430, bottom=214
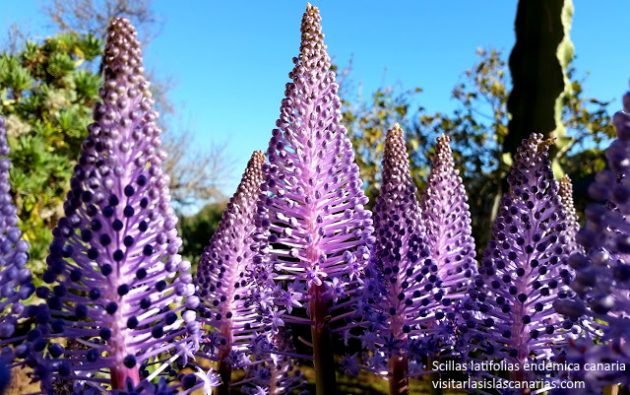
left=420, top=134, right=476, bottom=316
left=505, top=0, right=574, bottom=169
left=253, top=4, right=374, bottom=394
left=25, top=18, right=202, bottom=393
left=461, top=134, right=582, bottom=383
left=0, top=116, right=32, bottom=341
left=562, top=92, right=630, bottom=389
left=365, top=125, right=444, bottom=395
left=196, top=151, right=266, bottom=394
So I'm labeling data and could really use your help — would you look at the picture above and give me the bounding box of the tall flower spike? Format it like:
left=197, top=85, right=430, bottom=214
left=253, top=4, right=374, bottom=394
left=460, top=134, right=583, bottom=384
left=0, top=116, right=32, bottom=341
left=196, top=151, right=266, bottom=394
left=557, top=175, right=581, bottom=254
left=365, top=125, right=444, bottom=395
left=420, top=134, right=476, bottom=320
left=26, top=18, right=201, bottom=393
left=562, top=91, right=630, bottom=390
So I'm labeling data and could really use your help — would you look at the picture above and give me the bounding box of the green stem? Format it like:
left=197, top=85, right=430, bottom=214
left=429, top=371, right=443, bottom=395
left=311, top=286, right=337, bottom=395
left=388, top=355, right=409, bottom=395
left=214, top=357, right=232, bottom=395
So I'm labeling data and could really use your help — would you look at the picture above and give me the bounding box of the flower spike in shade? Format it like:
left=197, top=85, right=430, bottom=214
left=461, top=134, right=582, bottom=383
left=254, top=4, right=374, bottom=394
left=366, top=124, right=434, bottom=395
left=0, top=116, right=32, bottom=340
left=557, top=175, right=581, bottom=254
left=27, top=18, right=201, bottom=393
left=420, top=134, right=476, bottom=316
left=196, top=150, right=266, bottom=394
left=562, top=91, right=630, bottom=390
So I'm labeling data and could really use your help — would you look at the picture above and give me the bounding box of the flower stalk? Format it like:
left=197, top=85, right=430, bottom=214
left=24, top=18, right=202, bottom=393
left=365, top=125, right=447, bottom=395
left=420, top=134, right=477, bottom=312
left=253, top=4, right=373, bottom=394
left=0, top=115, right=33, bottom=345
left=461, top=134, right=582, bottom=383
left=196, top=151, right=266, bottom=395
left=561, top=91, right=630, bottom=391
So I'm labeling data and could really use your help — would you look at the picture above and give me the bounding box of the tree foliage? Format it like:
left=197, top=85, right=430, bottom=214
left=41, top=0, right=230, bottom=208
left=0, top=32, right=101, bottom=278
left=341, top=48, right=614, bottom=251
left=45, top=0, right=158, bottom=43
left=0, top=32, right=229, bottom=279
left=177, top=201, right=226, bottom=270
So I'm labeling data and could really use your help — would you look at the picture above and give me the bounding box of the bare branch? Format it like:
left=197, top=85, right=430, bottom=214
left=148, top=70, right=175, bottom=118
left=2, top=24, right=27, bottom=54
left=161, top=128, right=232, bottom=208
left=40, top=0, right=229, bottom=210
left=43, top=0, right=160, bottom=44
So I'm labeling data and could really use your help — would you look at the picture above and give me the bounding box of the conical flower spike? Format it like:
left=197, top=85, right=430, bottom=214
left=420, top=134, right=477, bottom=316
left=0, top=116, right=32, bottom=341
left=25, top=18, right=201, bottom=393
left=557, top=175, right=581, bottom=254
left=561, top=92, right=630, bottom=390
left=253, top=4, right=374, bottom=394
left=461, top=134, right=583, bottom=384
left=365, top=125, right=447, bottom=394
left=196, top=151, right=266, bottom=394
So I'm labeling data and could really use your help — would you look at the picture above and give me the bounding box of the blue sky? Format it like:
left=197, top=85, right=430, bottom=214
left=2, top=1, right=629, bottom=200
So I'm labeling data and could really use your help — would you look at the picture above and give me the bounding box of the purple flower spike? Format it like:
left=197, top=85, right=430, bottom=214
left=365, top=125, right=445, bottom=393
left=420, top=134, right=477, bottom=315
left=27, top=18, right=202, bottom=392
left=253, top=4, right=373, bottom=392
left=461, top=134, right=583, bottom=383
left=562, top=92, right=630, bottom=390
left=195, top=151, right=266, bottom=392
left=557, top=175, right=581, bottom=255
left=0, top=116, right=33, bottom=340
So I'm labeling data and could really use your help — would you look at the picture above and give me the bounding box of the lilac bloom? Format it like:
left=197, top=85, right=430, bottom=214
left=560, top=92, right=630, bottom=390
left=241, top=330, right=305, bottom=395
left=252, top=4, right=373, bottom=393
left=557, top=175, right=581, bottom=255
left=193, top=154, right=303, bottom=395
left=24, top=18, right=202, bottom=392
left=419, top=134, right=477, bottom=359
left=195, top=151, right=266, bottom=392
left=0, top=116, right=32, bottom=342
left=420, top=134, right=477, bottom=310
left=366, top=125, right=444, bottom=394
left=460, top=134, right=584, bottom=385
